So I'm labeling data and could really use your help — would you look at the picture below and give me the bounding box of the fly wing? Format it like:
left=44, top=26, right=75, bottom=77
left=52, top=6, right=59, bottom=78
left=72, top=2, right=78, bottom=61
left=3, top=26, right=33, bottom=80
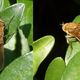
left=70, top=26, right=80, bottom=41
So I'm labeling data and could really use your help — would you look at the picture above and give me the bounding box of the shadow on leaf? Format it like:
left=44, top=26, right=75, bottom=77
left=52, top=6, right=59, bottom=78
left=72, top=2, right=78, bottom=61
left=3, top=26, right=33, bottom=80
left=20, top=23, right=31, bottom=39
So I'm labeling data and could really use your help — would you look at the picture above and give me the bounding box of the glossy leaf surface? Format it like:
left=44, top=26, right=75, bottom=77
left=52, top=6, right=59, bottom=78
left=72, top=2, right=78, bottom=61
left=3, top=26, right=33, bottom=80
left=62, top=51, right=80, bottom=80
left=45, top=57, right=66, bottom=80
left=0, top=3, right=24, bottom=43
left=32, top=35, right=55, bottom=75
left=17, top=0, right=33, bottom=44
left=0, top=52, right=33, bottom=80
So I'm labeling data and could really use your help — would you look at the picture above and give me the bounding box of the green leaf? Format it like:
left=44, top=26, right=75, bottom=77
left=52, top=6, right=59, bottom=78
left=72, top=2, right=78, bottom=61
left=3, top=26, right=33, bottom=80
left=18, top=29, right=30, bottom=55
left=73, top=15, right=80, bottom=23
left=45, top=57, right=66, bottom=80
left=61, top=51, right=80, bottom=80
left=0, top=0, right=4, bottom=11
left=65, top=15, right=80, bottom=65
left=3, top=0, right=10, bottom=9
left=0, top=52, right=33, bottom=80
left=4, top=34, right=16, bottom=66
left=65, top=41, right=80, bottom=65
left=3, top=0, right=16, bottom=9
left=4, top=28, right=30, bottom=66
left=17, top=0, right=33, bottom=44
left=4, top=34, right=16, bottom=50
left=0, top=3, right=25, bottom=43
left=32, top=35, right=55, bottom=75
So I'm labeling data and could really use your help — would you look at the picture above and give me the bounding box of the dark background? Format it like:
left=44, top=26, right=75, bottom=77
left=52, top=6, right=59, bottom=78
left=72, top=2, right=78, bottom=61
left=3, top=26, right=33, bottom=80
left=34, top=0, right=80, bottom=80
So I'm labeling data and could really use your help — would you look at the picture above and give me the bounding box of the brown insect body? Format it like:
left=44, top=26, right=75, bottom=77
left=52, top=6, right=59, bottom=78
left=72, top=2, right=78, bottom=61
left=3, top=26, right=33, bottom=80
left=0, top=20, right=4, bottom=70
left=62, top=22, right=80, bottom=41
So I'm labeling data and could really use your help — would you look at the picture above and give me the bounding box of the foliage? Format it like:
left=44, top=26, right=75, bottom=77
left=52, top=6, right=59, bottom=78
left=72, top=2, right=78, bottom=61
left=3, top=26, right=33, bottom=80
left=32, top=35, right=55, bottom=75
left=0, top=0, right=80, bottom=80
left=44, top=15, right=80, bottom=80
left=0, top=0, right=33, bottom=80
